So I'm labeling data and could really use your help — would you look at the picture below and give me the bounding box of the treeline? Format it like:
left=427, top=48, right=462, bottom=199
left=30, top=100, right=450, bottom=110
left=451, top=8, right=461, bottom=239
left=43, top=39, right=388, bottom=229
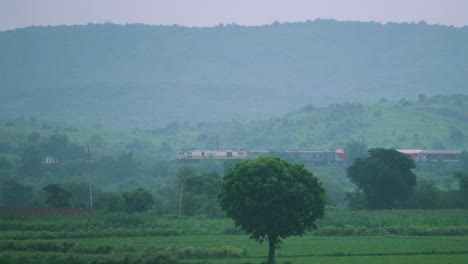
left=0, top=169, right=225, bottom=218
left=0, top=129, right=227, bottom=216
left=1, top=128, right=468, bottom=212
left=2, top=154, right=468, bottom=215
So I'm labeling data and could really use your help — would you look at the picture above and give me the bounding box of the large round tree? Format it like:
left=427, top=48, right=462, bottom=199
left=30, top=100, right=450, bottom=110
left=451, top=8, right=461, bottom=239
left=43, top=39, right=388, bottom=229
left=219, top=157, right=325, bottom=264
left=347, top=148, right=417, bottom=209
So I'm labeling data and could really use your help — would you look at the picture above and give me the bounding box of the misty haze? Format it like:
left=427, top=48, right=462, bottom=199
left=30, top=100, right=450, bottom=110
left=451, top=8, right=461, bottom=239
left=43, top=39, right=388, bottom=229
left=0, top=4, right=468, bottom=264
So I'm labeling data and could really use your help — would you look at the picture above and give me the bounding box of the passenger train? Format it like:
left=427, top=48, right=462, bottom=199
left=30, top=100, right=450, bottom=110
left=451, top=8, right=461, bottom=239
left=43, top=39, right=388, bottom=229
left=176, top=149, right=247, bottom=162
left=176, top=149, right=462, bottom=165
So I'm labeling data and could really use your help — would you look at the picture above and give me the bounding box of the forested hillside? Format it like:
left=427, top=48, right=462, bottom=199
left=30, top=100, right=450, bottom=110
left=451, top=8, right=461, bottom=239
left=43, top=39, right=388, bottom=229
left=1, top=95, right=467, bottom=208
left=1, top=95, right=467, bottom=158
left=1, top=20, right=467, bottom=128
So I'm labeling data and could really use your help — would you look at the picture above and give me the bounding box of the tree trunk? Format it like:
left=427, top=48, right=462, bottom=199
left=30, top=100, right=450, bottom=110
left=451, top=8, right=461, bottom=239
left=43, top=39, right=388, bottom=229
left=268, top=234, right=277, bottom=264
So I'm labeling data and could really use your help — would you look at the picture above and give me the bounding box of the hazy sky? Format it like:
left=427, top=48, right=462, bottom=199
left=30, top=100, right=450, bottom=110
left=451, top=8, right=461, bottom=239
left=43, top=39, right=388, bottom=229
left=1, top=0, right=468, bottom=31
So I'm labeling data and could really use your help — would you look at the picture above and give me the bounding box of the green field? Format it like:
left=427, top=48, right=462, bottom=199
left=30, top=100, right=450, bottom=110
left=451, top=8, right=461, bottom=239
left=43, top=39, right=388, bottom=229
left=1, top=235, right=468, bottom=263
left=1, top=210, right=468, bottom=263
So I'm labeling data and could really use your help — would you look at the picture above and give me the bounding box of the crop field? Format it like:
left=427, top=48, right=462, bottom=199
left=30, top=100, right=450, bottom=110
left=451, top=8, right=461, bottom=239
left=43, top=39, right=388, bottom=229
left=1, top=210, right=468, bottom=263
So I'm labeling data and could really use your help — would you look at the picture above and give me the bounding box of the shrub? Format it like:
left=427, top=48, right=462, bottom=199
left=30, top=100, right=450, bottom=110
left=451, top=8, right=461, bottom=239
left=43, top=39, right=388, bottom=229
left=145, top=251, right=177, bottom=264
left=174, top=246, right=245, bottom=259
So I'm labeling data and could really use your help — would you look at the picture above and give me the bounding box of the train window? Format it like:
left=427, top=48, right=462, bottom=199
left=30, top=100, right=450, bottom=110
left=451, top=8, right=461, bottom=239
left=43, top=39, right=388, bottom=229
left=202, top=152, right=205, bottom=156
left=227, top=152, right=232, bottom=157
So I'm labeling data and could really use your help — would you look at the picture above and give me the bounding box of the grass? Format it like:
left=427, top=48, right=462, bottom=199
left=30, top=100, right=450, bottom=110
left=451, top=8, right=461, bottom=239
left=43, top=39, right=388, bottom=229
left=1, top=235, right=467, bottom=263
left=1, top=210, right=468, bottom=263
left=73, top=234, right=468, bottom=256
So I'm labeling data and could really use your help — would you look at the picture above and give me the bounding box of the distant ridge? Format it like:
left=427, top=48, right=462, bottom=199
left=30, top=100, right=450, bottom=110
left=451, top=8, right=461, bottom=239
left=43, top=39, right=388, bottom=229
left=1, top=20, right=467, bottom=129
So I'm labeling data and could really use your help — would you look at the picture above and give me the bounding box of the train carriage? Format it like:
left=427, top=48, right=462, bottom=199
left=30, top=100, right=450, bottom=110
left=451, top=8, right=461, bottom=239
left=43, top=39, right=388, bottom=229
left=421, top=150, right=461, bottom=162
left=397, top=149, right=423, bottom=162
left=284, top=150, right=336, bottom=165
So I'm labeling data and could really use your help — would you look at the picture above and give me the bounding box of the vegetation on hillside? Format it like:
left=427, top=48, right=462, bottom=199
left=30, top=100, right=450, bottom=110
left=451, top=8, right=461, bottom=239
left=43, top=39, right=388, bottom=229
left=1, top=21, right=467, bottom=128
left=0, top=95, right=467, bottom=209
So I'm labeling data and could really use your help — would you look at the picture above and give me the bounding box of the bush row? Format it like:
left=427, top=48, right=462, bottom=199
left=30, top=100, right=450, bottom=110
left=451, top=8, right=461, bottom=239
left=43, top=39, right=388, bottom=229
left=0, top=240, right=135, bottom=254
left=0, top=242, right=247, bottom=262
left=0, top=213, right=232, bottom=233
left=315, top=209, right=468, bottom=228
left=2, top=210, right=468, bottom=239
left=3, top=225, right=468, bottom=240
left=1, top=228, right=181, bottom=240
left=0, top=250, right=177, bottom=264
left=312, top=225, right=468, bottom=236
left=0, top=213, right=154, bottom=231
left=170, top=246, right=247, bottom=259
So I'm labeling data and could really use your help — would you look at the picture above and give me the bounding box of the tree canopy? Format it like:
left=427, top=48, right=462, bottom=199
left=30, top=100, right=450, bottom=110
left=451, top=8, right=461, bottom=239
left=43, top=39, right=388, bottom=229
left=459, top=150, right=468, bottom=173
left=344, top=139, right=368, bottom=165
left=122, top=188, right=154, bottom=213
left=218, top=157, right=325, bottom=264
left=42, top=184, right=73, bottom=208
left=18, top=146, right=44, bottom=178
left=1, top=180, right=34, bottom=207
left=454, top=172, right=468, bottom=208
left=347, top=148, right=417, bottom=209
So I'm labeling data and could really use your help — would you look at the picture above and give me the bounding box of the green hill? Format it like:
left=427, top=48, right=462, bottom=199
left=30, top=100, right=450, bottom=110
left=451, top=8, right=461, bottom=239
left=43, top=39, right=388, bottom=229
left=1, top=21, right=467, bottom=129
left=1, top=95, right=466, bottom=206
left=1, top=95, right=466, bottom=159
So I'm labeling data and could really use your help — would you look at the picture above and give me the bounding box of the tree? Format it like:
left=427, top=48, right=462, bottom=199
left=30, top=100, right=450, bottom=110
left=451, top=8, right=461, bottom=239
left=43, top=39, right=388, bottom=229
left=41, top=134, right=86, bottom=161
left=459, top=151, right=468, bottom=173
left=347, top=148, right=417, bottom=209
left=409, top=181, right=440, bottom=209
left=171, top=167, right=223, bottom=217
left=179, top=171, right=222, bottom=216
left=43, top=184, right=73, bottom=208
left=454, top=172, right=468, bottom=208
left=18, top=146, right=44, bottom=178
left=176, top=166, right=197, bottom=216
left=1, top=180, right=34, bottom=207
left=62, top=181, right=94, bottom=208
left=344, top=139, right=368, bottom=164
left=122, top=188, right=154, bottom=213
left=27, top=132, right=41, bottom=143
left=94, top=192, right=125, bottom=212
left=219, top=157, right=325, bottom=264
left=93, top=152, right=137, bottom=183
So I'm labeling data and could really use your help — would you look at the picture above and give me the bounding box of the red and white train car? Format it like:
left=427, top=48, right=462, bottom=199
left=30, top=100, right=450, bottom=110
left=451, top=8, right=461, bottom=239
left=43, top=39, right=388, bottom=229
left=421, top=150, right=461, bottom=162
left=334, top=149, right=347, bottom=163
left=397, top=149, right=423, bottom=161
left=398, top=149, right=461, bottom=162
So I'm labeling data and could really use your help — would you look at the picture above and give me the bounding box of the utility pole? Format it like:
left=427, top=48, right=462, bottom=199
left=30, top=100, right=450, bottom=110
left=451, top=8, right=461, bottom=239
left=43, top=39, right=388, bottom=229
left=178, top=176, right=184, bottom=217
left=86, top=145, right=93, bottom=209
